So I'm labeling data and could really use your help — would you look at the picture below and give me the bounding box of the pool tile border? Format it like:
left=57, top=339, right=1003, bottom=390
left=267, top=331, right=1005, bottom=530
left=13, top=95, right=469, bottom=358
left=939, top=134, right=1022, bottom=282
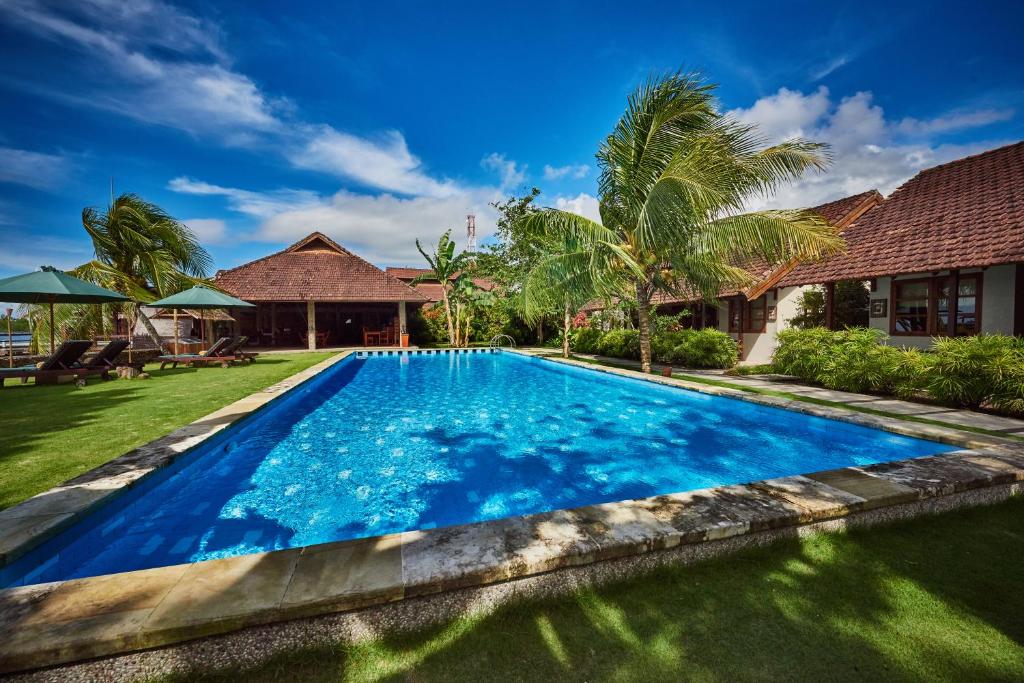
left=1, top=349, right=1023, bottom=673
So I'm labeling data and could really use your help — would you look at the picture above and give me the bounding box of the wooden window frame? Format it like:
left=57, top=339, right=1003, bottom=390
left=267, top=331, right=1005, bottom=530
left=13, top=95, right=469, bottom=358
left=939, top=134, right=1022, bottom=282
left=889, top=273, right=982, bottom=337
left=744, top=296, right=767, bottom=333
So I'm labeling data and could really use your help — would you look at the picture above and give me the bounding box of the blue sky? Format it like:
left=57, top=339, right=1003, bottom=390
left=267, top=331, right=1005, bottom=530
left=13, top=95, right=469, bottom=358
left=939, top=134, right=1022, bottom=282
left=1, top=0, right=1022, bottom=280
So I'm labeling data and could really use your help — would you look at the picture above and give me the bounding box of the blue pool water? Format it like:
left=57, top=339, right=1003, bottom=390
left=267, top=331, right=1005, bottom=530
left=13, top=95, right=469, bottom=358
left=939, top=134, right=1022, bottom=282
left=3, top=350, right=953, bottom=586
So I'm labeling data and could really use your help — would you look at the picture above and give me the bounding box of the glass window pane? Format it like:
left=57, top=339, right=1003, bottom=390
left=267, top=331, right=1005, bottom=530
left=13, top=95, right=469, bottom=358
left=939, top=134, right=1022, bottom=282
left=958, top=279, right=978, bottom=296
left=899, top=282, right=929, bottom=299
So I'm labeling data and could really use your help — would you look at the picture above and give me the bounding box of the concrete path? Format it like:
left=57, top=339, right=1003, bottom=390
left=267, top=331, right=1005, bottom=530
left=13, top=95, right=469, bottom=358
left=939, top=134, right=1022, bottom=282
left=544, top=350, right=1024, bottom=437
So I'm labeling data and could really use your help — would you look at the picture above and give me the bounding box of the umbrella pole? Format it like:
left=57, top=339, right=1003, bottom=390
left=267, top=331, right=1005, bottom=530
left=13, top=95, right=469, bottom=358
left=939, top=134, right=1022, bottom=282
left=49, top=301, right=55, bottom=355
left=200, top=310, right=205, bottom=351
left=173, top=309, right=179, bottom=355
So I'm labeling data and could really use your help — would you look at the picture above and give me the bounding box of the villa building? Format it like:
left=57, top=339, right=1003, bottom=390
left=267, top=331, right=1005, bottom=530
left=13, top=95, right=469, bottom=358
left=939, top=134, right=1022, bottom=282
left=776, top=141, right=1024, bottom=347
left=645, top=141, right=1024, bottom=363
left=214, top=232, right=427, bottom=349
left=649, top=190, right=884, bottom=362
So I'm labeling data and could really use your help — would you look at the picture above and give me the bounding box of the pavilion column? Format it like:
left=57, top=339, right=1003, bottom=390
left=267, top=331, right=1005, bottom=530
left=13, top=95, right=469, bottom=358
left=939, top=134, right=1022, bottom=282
left=307, top=300, right=317, bottom=350
left=398, top=301, right=407, bottom=335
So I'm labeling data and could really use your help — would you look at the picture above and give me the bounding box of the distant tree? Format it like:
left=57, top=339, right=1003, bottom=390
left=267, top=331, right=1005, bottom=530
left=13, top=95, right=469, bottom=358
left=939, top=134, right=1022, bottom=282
left=413, top=230, right=473, bottom=346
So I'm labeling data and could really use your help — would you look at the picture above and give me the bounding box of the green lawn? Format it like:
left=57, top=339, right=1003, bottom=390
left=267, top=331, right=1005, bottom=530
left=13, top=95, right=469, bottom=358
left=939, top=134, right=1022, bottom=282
left=0, top=352, right=335, bottom=509
left=171, top=497, right=1024, bottom=682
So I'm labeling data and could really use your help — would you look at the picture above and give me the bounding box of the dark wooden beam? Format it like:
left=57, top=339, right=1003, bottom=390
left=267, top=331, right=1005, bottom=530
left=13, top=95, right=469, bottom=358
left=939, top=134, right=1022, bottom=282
left=948, top=269, right=959, bottom=337
left=824, top=282, right=836, bottom=330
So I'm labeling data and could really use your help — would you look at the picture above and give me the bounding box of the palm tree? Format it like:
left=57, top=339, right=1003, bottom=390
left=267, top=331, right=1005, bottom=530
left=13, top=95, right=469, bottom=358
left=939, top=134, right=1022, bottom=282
left=413, top=230, right=473, bottom=346
left=522, top=234, right=600, bottom=358
left=29, top=194, right=212, bottom=350
left=523, top=72, right=845, bottom=372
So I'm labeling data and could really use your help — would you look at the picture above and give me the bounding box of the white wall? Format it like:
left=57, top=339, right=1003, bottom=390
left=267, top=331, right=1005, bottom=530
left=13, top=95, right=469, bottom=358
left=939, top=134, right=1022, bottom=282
left=133, top=315, right=193, bottom=339
left=716, top=285, right=812, bottom=365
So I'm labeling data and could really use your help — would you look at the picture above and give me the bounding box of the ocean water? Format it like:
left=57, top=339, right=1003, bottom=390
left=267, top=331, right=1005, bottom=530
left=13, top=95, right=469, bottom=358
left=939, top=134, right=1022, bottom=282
left=2, top=350, right=952, bottom=586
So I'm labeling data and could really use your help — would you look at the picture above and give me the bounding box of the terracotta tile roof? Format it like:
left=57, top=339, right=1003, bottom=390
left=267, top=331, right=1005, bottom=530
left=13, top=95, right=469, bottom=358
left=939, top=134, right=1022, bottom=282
left=384, top=267, right=495, bottom=303
left=650, top=190, right=882, bottom=305
left=385, top=267, right=433, bottom=280
left=214, top=232, right=428, bottom=302
left=779, top=141, right=1024, bottom=286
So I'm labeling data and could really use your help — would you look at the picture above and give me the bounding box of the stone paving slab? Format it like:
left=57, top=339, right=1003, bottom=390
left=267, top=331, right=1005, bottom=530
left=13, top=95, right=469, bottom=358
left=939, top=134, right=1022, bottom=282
left=2, top=349, right=1024, bottom=674
left=803, top=468, right=920, bottom=508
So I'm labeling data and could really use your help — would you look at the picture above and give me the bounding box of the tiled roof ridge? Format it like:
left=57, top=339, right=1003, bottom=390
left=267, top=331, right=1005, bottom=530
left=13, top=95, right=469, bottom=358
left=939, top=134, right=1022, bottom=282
left=214, top=231, right=429, bottom=302
left=912, top=140, right=1024, bottom=177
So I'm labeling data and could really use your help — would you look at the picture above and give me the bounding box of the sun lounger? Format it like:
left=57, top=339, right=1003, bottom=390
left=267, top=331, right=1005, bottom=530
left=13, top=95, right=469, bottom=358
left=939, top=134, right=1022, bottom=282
left=0, top=340, right=112, bottom=387
left=157, top=337, right=239, bottom=369
left=76, top=339, right=130, bottom=370
left=220, top=336, right=257, bottom=362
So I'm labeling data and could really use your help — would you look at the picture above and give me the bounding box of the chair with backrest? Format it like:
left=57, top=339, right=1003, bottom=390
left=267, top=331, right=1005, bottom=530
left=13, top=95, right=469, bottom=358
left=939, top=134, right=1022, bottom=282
left=78, top=339, right=130, bottom=370
left=157, top=337, right=236, bottom=369
left=0, top=340, right=109, bottom=387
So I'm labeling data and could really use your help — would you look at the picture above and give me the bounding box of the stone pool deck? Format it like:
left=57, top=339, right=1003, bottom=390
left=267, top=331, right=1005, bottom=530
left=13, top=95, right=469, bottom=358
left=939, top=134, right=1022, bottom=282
left=1, top=349, right=1023, bottom=678
left=563, top=350, right=1024, bottom=436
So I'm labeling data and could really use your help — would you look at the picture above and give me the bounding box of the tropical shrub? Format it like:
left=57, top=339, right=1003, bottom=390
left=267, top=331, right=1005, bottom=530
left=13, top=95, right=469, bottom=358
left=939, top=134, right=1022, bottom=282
left=596, top=329, right=641, bottom=359
left=571, top=327, right=603, bottom=354
left=925, top=335, right=1024, bottom=409
left=772, top=328, right=1024, bottom=415
left=671, top=328, right=739, bottom=368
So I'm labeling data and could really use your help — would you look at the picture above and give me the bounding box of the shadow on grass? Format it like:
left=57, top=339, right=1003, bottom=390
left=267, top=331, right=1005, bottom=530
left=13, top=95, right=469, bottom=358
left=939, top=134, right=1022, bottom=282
left=0, top=383, right=148, bottom=464
left=169, top=498, right=1024, bottom=683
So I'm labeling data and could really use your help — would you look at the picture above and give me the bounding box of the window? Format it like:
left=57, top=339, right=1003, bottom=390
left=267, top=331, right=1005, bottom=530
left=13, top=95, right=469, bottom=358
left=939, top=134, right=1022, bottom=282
left=939, top=276, right=981, bottom=335
left=891, top=274, right=981, bottom=336
left=745, top=296, right=767, bottom=333
left=728, top=296, right=767, bottom=333
left=892, top=280, right=930, bottom=334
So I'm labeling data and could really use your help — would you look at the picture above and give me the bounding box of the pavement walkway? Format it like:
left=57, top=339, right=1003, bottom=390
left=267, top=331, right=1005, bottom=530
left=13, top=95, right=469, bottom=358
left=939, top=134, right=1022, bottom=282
left=544, top=350, right=1024, bottom=437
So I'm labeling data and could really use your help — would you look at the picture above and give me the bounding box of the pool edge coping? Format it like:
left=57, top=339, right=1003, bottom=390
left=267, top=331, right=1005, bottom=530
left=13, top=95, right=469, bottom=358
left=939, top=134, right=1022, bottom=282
left=2, top=348, right=1023, bottom=673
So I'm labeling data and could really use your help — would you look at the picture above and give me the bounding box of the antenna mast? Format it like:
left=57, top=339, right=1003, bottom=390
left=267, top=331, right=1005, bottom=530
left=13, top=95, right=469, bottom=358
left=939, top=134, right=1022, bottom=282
left=466, top=214, right=477, bottom=252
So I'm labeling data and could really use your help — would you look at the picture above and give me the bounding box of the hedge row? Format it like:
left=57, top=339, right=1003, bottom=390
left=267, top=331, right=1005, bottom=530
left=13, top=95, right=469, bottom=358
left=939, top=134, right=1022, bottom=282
left=772, top=327, right=1024, bottom=415
left=571, top=327, right=738, bottom=369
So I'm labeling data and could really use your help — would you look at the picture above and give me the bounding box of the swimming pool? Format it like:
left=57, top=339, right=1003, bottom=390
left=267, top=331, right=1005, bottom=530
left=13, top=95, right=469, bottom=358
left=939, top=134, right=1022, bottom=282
left=2, top=350, right=953, bottom=587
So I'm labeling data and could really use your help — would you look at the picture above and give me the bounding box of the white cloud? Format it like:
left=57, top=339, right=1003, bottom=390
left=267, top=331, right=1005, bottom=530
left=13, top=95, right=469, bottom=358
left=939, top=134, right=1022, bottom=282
left=168, top=177, right=320, bottom=218
left=0, top=232, right=92, bottom=275
left=543, top=164, right=590, bottom=181
left=809, top=55, right=850, bottom=82
left=0, top=147, right=70, bottom=190
left=183, top=218, right=229, bottom=245
left=727, top=88, right=1015, bottom=210
left=2, top=0, right=280, bottom=137
left=730, top=86, right=832, bottom=142
left=289, top=126, right=459, bottom=197
left=170, top=178, right=503, bottom=265
left=554, top=193, right=602, bottom=223
left=895, top=108, right=1014, bottom=136
left=481, top=153, right=526, bottom=190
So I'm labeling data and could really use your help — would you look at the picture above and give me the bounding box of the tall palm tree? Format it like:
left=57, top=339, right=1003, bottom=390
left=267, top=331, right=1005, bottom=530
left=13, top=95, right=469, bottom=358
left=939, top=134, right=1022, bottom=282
left=523, top=72, right=845, bottom=372
left=413, top=229, right=473, bottom=346
left=29, top=194, right=212, bottom=350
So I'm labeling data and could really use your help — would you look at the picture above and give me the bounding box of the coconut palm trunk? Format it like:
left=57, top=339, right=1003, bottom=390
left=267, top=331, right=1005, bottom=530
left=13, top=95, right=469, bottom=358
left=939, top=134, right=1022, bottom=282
left=136, top=307, right=165, bottom=351
left=635, top=282, right=653, bottom=372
